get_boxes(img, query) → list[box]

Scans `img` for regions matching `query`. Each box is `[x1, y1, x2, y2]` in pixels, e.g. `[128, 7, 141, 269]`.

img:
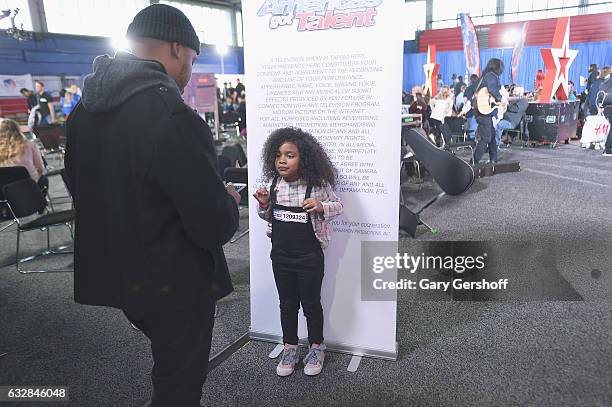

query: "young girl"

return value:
[253, 127, 343, 377]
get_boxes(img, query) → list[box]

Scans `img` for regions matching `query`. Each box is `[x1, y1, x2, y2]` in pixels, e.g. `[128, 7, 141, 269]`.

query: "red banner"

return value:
[459, 13, 480, 76]
[511, 22, 529, 83]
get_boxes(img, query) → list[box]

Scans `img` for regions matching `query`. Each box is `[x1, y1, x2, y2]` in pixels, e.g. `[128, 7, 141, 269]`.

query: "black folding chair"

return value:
[221, 111, 239, 125]
[221, 145, 241, 168]
[400, 145, 422, 191]
[224, 167, 249, 243]
[502, 118, 525, 147]
[0, 167, 30, 233]
[234, 143, 248, 167]
[32, 125, 69, 207]
[217, 155, 233, 181]
[33, 125, 65, 159]
[60, 167, 74, 195]
[2, 178, 74, 273]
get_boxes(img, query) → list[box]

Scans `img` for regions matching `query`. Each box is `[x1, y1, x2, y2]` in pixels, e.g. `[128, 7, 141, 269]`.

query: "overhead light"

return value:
[215, 44, 229, 56]
[112, 33, 130, 51]
[503, 29, 521, 46]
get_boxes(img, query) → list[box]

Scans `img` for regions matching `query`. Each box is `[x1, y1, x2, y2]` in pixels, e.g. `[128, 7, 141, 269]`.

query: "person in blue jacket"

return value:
[60, 90, 78, 118]
[588, 66, 611, 115]
[473, 58, 505, 164]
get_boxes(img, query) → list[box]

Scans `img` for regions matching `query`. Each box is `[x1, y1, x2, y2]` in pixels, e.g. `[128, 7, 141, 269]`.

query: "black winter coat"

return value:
[65, 53, 238, 316]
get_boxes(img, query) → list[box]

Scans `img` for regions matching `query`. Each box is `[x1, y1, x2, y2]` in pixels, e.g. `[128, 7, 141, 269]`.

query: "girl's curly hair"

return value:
[261, 127, 337, 188]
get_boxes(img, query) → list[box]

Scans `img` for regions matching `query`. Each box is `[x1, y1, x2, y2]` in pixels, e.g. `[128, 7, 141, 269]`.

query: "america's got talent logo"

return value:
[257, 0, 381, 31]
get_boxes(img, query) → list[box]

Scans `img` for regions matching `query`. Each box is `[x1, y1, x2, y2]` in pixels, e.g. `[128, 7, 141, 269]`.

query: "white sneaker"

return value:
[303, 344, 325, 376]
[276, 344, 299, 377]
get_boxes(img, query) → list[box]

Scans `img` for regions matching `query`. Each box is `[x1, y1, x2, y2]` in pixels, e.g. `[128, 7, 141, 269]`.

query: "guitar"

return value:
[476, 86, 510, 118]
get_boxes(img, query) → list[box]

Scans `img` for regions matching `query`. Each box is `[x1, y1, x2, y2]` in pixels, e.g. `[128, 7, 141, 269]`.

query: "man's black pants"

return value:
[124, 301, 216, 407]
[428, 118, 451, 146]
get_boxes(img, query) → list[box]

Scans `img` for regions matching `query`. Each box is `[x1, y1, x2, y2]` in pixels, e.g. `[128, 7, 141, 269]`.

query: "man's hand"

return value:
[253, 187, 270, 207]
[226, 183, 241, 205]
[302, 198, 323, 213]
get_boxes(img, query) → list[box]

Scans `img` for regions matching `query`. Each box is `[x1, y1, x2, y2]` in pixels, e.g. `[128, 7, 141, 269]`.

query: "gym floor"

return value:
[0, 142, 610, 406]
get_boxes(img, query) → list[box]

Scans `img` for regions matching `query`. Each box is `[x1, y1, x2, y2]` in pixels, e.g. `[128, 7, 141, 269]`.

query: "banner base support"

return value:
[347, 355, 362, 372]
[251, 331, 397, 361]
[207, 332, 250, 373]
[268, 344, 284, 359]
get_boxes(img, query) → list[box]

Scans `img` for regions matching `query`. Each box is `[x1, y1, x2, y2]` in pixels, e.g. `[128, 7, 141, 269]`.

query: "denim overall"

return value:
[269, 177, 324, 345]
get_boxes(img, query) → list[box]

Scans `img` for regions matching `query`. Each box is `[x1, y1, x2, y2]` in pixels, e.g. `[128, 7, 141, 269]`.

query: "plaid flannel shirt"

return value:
[257, 177, 343, 249]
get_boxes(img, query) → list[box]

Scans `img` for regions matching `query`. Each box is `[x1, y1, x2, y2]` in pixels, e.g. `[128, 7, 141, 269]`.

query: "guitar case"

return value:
[473, 161, 521, 178]
[403, 128, 475, 196]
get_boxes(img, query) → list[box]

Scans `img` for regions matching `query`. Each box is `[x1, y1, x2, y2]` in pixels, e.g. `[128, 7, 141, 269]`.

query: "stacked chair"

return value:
[2, 174, 74, 273]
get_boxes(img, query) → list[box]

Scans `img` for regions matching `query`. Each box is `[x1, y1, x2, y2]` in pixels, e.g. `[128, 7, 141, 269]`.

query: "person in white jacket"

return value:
[428, 86, 453, 147]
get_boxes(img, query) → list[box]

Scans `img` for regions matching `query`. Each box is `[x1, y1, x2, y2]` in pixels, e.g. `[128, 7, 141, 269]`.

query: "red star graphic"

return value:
[422, 45, 440, 97]
[540, 17, 578, 102]
[558, 56, 569, 78]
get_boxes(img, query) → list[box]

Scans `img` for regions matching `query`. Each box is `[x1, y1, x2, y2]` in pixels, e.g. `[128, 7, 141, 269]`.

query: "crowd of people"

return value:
[219, 79, 246, 134]
[19, 81, 82, 127]
[403, 60, 612, 161]
[0, 80, 84, 218]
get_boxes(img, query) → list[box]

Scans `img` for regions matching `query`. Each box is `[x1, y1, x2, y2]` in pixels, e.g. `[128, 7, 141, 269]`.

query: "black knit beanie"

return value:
[126, 4, 201, 54]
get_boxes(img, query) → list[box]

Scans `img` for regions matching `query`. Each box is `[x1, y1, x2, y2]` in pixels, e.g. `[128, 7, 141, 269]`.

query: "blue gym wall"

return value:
[1, 33, 608, 94]
[0, 32, 244, 77]
[403, 40, 612, 93]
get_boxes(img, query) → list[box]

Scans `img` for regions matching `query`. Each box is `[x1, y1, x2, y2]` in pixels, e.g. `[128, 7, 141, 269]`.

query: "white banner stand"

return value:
[243, 0, 404, 364]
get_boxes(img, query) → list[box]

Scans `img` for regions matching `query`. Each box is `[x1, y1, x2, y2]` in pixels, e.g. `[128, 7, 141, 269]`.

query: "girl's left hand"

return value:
[302, 198, 323, 213]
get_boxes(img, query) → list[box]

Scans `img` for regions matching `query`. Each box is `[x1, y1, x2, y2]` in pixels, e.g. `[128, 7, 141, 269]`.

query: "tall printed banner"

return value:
[459, 13, 480, 77]
[243, 0, 403, 359]
[0, 74, 33, 97]
[183, 73, 217, 113]
[511, 22, 529, 83]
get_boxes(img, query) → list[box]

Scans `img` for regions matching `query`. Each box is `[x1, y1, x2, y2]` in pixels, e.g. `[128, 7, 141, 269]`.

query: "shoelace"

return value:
[281, 348, 297, 365]
[304, 348, 322, 365]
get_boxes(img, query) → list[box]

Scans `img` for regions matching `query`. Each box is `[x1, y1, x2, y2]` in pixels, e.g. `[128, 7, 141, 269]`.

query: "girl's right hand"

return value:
[253, 187, 270, 206]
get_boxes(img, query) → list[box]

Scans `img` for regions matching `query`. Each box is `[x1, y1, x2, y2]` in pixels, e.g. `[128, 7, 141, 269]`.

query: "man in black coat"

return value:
[234, 78, 245, 96]
[64, 5, 240, 407]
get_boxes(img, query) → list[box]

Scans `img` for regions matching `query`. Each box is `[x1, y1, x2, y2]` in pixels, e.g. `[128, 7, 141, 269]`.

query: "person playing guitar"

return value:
[472, 58, 506, 164]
